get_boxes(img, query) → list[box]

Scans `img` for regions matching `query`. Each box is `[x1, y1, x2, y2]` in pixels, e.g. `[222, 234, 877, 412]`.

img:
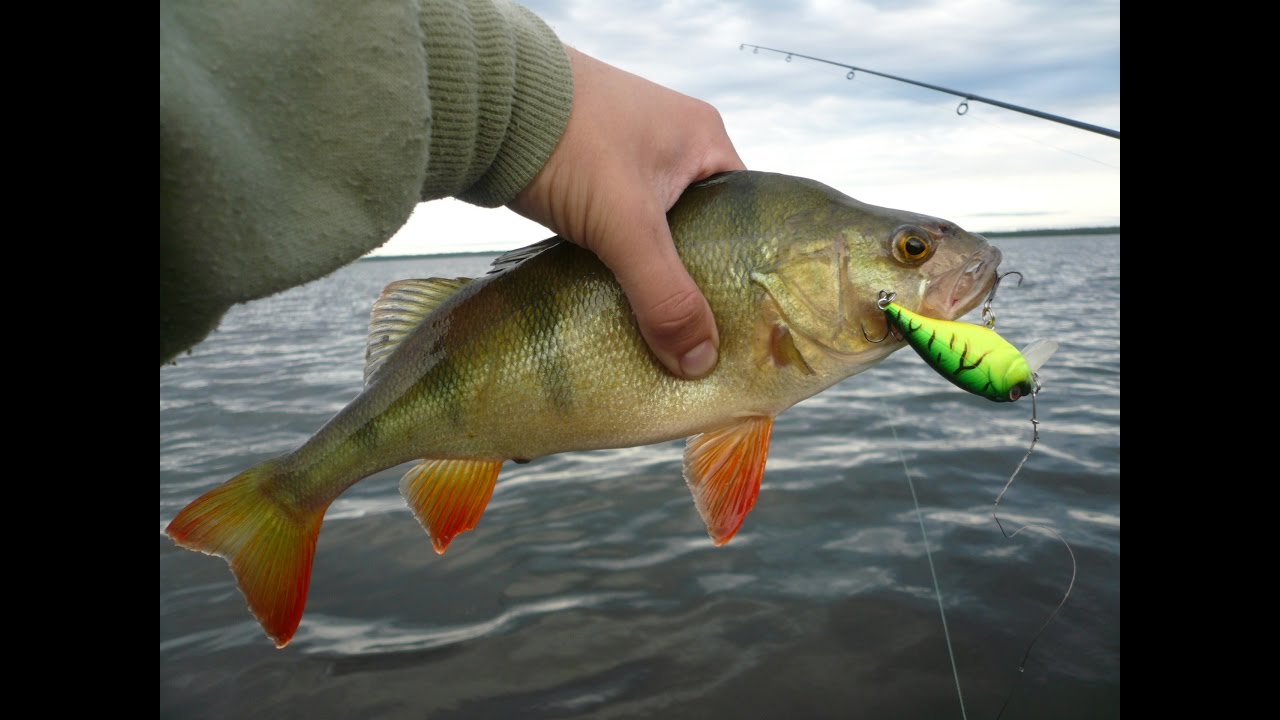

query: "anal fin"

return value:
[683, 416, 775, 546]
[400, 459, 502, 554]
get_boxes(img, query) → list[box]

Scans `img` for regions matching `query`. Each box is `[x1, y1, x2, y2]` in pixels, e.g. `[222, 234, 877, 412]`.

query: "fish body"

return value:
[167, 171, 1001, 646]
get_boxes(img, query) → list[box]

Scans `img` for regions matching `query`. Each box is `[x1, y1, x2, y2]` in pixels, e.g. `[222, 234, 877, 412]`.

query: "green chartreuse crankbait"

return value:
[878, 290, 1058, 402]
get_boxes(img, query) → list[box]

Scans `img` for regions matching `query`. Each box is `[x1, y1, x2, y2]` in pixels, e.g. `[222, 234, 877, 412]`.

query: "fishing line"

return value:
[886, 389, 1076, 720]
[884, 403, 968, 720]
[991, 384, 1078, 720]
[979, 278, 1079, 716]
[962, 110, 1120, 170]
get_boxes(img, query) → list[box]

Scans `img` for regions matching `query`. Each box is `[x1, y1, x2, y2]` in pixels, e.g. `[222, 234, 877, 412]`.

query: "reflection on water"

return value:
[160, 236, 1119, 719]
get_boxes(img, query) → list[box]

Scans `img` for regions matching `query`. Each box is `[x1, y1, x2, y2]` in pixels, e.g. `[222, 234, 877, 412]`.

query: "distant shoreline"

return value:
[978, 226, 1120, 238]
[360, 226, 1120, 261]
[359, 251, 505, 261]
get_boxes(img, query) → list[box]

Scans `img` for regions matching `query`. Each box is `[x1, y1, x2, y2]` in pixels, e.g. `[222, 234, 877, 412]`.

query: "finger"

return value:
[590, 208, 720, 380]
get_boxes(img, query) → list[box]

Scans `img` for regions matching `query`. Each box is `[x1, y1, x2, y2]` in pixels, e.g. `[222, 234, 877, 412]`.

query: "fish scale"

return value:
[166, 170, 1002, 647]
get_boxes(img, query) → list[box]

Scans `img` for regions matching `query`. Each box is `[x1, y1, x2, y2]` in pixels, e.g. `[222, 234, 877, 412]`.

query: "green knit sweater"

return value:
[159, 0, 573, 364]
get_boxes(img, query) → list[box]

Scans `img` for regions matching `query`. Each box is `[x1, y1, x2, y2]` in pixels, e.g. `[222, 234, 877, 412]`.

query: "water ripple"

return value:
[161, 238, 1120, 718]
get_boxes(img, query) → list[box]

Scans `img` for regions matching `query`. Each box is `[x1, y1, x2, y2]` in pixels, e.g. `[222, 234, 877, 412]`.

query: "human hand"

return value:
[510, 46, 746, 380]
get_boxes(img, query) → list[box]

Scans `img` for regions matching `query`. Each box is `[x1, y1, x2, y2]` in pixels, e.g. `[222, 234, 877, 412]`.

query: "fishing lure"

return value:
[876, 289, 1057, 402]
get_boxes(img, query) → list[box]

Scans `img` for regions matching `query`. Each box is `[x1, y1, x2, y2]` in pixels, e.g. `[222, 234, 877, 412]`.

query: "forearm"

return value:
[420, 0, 572, 206]
[159, 0, 572, 364]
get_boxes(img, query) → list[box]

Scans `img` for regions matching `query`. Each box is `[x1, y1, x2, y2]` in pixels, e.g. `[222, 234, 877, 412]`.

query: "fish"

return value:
[165, 170, 1002, 647]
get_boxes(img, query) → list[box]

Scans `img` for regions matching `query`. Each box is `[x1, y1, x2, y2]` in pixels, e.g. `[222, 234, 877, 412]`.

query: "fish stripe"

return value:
[535, 307, 575, 412]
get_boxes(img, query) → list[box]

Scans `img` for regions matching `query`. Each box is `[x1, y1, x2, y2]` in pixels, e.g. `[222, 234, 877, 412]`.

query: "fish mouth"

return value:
[921, 244, 1002, 320]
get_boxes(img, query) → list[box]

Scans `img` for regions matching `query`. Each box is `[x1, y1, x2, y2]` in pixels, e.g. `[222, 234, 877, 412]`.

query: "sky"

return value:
[371, 0, 1119, 256]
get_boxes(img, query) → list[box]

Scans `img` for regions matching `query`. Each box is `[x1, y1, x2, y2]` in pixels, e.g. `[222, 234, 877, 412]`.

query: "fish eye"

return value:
[892, 226, 935, 264]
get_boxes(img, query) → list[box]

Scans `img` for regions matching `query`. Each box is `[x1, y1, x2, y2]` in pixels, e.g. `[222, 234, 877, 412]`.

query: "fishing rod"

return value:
[740, 44, 1120, 140]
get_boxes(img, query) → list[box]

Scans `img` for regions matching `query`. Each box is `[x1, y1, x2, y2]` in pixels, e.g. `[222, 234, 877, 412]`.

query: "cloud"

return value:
[374, 0, 1119, 256]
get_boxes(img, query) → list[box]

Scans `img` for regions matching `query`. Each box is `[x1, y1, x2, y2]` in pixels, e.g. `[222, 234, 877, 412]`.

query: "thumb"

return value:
[589, 211, 720, 380]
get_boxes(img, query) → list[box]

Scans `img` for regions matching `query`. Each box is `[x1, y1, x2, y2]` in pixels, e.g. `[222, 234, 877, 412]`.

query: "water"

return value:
[159, 236, 1119, 719]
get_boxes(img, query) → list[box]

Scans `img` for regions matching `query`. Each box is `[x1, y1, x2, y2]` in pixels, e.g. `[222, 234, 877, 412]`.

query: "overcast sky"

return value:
[373, 0, 1119, 256]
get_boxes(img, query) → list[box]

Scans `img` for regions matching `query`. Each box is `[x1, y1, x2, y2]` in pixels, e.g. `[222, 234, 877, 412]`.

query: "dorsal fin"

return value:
[487, 237, 564, 276]
[365, 278, 471, 386]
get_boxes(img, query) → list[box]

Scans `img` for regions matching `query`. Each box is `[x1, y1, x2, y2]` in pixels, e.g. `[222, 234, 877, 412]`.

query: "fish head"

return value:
[856, 214, 1003, 322]
[754, 183, 1000, 374]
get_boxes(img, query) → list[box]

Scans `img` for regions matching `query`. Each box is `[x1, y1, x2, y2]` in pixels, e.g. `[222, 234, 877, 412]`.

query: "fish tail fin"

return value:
[165, 458, 325, 648]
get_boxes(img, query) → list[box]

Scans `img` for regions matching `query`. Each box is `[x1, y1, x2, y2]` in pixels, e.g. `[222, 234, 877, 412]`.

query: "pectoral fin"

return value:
[400, 459, 502, 554]
[683, 416, 775, 546]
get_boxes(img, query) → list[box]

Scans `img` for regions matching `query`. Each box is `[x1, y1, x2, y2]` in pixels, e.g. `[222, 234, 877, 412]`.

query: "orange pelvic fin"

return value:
[165, 459, 325, 648]
[400, 458, 503, 554]
[683, 415, 775, 546]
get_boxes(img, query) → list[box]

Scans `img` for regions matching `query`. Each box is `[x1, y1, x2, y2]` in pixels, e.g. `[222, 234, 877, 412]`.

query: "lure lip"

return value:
[922, 245, 1002, 320]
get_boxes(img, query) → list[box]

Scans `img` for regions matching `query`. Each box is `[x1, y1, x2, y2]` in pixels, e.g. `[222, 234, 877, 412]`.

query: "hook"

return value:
[865, 291, 901, 343]
[862, 320, 898, 344]
[981, 271, 1023, 328]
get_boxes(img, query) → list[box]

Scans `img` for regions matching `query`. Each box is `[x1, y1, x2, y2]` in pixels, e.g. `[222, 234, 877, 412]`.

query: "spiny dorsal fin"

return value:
[683, 416, 775, 546]
[487, 237, 564, 276]
[365, 278, 471, 386]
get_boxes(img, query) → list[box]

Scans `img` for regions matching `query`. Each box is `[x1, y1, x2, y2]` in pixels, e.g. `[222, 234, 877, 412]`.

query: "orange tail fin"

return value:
[165, 459, 325, 648]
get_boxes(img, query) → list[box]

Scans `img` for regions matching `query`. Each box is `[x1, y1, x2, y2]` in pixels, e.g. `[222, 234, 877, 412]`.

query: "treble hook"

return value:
[862, 320, 900, 344]
[864, 290, 901, 343]
[981, 271, 1023, 328]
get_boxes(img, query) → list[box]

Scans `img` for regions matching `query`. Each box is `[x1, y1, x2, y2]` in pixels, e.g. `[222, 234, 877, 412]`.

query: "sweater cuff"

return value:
[421, 0, 573, 208]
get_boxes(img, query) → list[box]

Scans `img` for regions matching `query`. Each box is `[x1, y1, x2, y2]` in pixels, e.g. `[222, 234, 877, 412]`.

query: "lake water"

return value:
[159, 235, 1119, 719]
